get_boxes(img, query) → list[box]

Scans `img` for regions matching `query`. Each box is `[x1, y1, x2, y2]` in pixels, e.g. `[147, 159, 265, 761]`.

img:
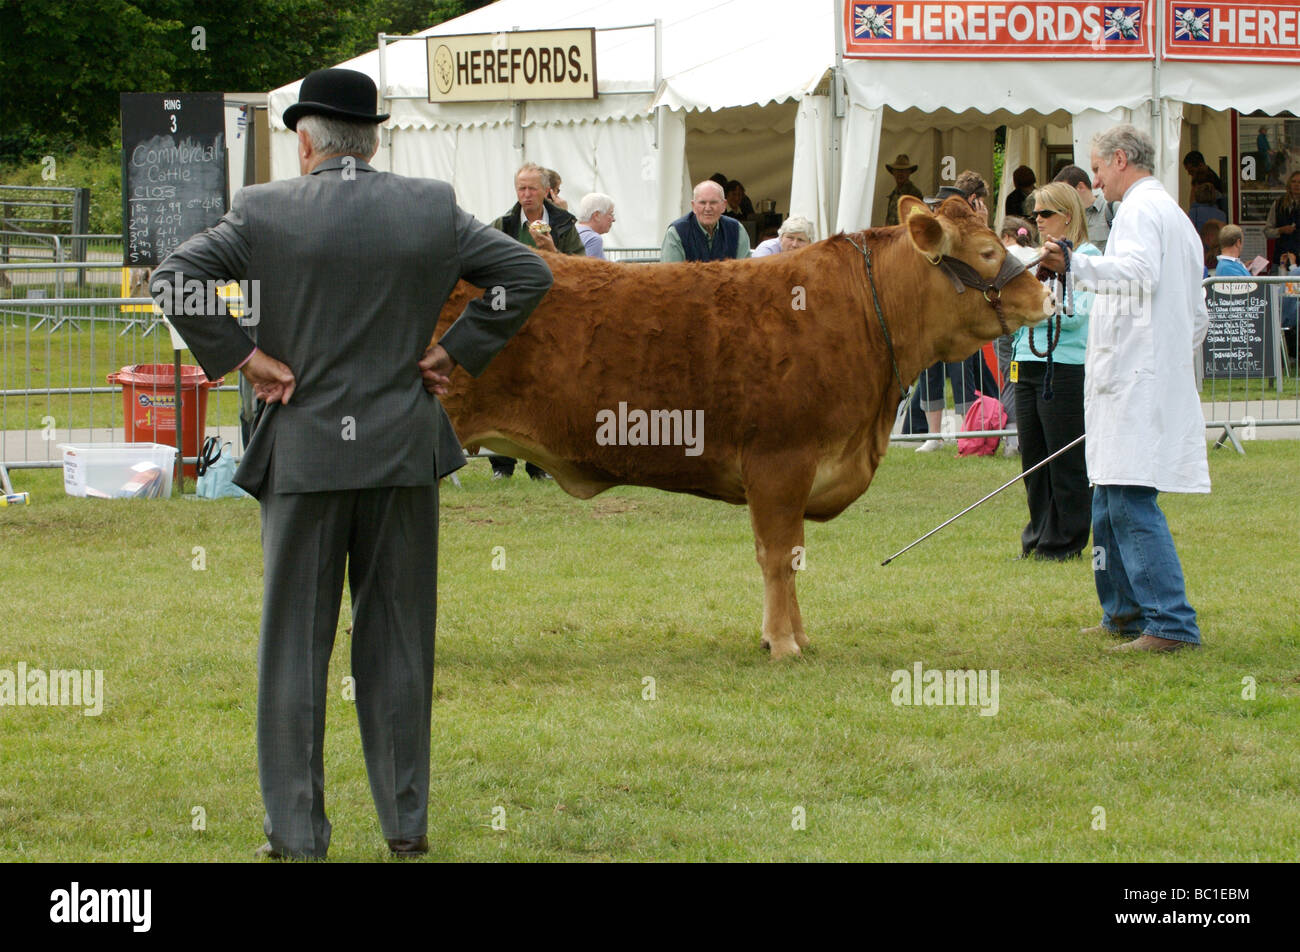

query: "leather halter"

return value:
[844, 234, 909, 401]
[926, 250, 1027, 337]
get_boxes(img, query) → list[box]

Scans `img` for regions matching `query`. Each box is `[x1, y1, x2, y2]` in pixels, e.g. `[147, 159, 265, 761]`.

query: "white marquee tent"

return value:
[267, 1, 1300, 249]
[267, 0, 837, 249]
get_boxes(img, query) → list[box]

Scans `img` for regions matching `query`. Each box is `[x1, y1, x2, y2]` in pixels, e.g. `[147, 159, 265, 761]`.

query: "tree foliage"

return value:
[0, 0, 492, 163]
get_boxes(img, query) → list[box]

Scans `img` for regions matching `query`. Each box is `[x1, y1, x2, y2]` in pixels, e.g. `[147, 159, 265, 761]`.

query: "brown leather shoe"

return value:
[387, 835, 429, 857]
[1080, 625, 1134, 638]
[1108, 634, 1196, 653]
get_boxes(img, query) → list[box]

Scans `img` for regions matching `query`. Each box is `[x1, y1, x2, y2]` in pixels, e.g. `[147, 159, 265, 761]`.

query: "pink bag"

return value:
[957, 390, 1007, 457]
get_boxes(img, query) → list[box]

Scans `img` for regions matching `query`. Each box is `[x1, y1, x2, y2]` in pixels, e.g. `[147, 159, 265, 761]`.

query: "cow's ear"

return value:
[903, 199, 952, 261]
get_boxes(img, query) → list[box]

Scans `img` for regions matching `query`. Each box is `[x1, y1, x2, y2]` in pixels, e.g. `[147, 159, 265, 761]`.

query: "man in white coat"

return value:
[1041, 124, 1209, 652]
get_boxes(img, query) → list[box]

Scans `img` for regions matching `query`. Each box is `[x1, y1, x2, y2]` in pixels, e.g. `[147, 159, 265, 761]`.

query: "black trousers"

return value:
[489, 455, 546, 478]
[1014, 361, 1091, 559]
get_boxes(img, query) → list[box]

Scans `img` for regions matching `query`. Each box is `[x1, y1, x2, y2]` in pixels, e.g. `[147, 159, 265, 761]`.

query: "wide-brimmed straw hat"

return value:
[886, 153, 919, 173]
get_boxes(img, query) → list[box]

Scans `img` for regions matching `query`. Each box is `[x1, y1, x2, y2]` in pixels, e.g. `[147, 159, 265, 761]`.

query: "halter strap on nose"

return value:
[929, 251, 1026, 336]
[934, 251, 1027, 297]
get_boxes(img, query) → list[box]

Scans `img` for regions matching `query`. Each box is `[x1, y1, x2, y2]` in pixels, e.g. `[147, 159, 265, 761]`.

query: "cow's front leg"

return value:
[747, 481, 811, 660]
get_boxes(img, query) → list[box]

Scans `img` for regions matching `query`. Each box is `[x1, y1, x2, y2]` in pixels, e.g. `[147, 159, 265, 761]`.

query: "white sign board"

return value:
[427, 29, 598, 104]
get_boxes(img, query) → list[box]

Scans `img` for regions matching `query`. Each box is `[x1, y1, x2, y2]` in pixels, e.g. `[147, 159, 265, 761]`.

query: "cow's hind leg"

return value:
[746, 468, 813, 660]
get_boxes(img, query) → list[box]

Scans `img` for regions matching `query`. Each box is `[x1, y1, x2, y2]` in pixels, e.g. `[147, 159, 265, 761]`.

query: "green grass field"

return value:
[2, 442, 1298, 862]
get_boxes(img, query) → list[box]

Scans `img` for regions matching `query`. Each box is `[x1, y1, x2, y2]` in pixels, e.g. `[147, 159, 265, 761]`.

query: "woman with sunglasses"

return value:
[1012, 182, 1101, 560]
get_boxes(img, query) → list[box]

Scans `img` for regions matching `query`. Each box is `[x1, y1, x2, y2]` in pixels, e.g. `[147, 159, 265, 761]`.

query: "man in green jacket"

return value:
[491, 163, 585, 256]
[487, 163, 584, 479]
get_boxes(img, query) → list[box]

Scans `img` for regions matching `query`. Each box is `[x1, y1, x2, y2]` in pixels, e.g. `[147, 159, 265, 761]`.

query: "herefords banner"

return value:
[427, 29, 597, 103]
[1165, 2, 1300, 62]
[844, 2, 1155, 58]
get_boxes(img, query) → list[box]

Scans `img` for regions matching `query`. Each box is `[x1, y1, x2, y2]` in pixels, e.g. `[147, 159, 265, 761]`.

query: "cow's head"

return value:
[899, 195, 1049, 359]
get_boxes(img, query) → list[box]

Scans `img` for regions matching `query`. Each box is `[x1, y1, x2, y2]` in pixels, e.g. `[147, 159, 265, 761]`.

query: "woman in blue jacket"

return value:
[1014, 182, 1101, 560]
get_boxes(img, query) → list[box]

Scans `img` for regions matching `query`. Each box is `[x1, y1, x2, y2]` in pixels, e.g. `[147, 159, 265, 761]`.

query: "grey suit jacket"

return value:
[152, 156, 552, 497]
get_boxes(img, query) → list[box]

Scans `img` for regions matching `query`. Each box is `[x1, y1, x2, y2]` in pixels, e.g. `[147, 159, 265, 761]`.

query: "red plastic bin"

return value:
[107, 364, 223, 479]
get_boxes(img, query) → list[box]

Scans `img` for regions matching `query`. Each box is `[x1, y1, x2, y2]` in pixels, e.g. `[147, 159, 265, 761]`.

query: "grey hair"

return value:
[577, 192, 614, 221]
[516, 162, 548, 185]
[778, 215, 815, 241]
[297, 114, 378, 158]
[1093, 124, 1155, 172]
[693, 180, 725, 203]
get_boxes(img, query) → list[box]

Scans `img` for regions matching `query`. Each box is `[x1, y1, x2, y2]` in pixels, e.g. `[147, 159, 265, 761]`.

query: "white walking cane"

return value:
[881, 433, 1086, 566]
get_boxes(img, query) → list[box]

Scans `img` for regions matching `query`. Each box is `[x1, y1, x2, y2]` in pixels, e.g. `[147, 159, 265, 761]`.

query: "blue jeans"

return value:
[1091, 485, 1201, 644]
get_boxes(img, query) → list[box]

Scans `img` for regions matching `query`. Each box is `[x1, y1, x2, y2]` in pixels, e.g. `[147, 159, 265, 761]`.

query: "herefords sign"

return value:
[427, 29, 597, 103]
[1164, 1, 1300, 62]
[844, 1, 1155, 58]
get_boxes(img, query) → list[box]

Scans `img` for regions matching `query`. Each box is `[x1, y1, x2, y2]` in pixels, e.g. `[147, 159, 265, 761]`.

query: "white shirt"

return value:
[1069, 176, 1210, 494]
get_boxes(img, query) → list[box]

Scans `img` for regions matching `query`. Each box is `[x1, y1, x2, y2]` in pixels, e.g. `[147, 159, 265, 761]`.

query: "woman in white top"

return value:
[752, 216, 815, 257]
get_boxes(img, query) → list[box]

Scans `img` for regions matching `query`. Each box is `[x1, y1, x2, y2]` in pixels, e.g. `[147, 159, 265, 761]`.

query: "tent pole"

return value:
[378, 33, 391, 158]
[1150, 2, 1163, 173]
[829, 0, 845, 234]
[653, 18, 662, 149]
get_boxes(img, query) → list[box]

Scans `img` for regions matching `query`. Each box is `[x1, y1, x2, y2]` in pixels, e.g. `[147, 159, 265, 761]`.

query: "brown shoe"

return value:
[1107, 634, 1196, 653]
[387, 835, 429, 858]
[1080, 625, 1134, 638]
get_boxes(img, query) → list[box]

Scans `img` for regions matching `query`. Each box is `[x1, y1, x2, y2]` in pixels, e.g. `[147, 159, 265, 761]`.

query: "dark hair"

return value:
[1053, 164, 1092, 190]
[1012, 165, 1036, 189]
[1000, 215, 1037, 247]
[1192, 181, 1216, 204]
[725, 179, 744, 194]
[1183, 150, 1206, 167]
[710, 172, 728, 188]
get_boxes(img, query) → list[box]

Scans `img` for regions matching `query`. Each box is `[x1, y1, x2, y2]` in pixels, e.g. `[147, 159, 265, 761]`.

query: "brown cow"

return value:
[434, 196, 1050, 658]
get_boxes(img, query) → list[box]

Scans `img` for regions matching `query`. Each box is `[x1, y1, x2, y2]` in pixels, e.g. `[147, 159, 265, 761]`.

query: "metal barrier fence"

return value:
[0, 184, 90, 237]
[5, 260, 1298, 486]
[604, 247, 661, 263]
[892, 274, 1300, 451]
[2, 254, 241, 476]
[1198, 274, 1299, 452]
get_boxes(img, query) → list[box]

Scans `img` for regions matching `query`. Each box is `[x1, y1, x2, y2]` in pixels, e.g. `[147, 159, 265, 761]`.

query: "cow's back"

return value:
[435, 247, 887, 501]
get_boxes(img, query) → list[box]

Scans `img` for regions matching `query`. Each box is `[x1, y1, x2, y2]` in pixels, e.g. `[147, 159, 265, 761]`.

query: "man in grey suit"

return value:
[152, 69, 552, 859]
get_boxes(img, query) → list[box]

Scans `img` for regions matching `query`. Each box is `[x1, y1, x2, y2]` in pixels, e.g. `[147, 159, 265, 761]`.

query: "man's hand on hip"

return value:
[419, 343, 456, 395]
[242, 349, 296, 405]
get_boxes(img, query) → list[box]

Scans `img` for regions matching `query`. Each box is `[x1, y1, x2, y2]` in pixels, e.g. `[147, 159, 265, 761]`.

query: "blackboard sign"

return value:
[121, 92, 228, 267]
[1201, 281, 1277, 379]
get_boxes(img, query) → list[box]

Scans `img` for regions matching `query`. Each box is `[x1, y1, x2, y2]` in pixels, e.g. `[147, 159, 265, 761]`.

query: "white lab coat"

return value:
[1069, 177, 1211, 494]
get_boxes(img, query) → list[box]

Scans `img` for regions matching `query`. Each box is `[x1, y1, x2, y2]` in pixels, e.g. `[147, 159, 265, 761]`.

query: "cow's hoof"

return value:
[768, 637, 802, 660]
[760, 636, 771, 651]
[793, 630, 810, 649]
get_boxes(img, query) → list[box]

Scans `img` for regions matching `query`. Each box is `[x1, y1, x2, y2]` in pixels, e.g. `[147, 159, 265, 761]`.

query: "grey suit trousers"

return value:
[258, 475, 438, 858]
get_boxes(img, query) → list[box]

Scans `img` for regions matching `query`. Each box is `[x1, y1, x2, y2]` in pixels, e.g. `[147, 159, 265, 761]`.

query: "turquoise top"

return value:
[1012, 241, 1100, 366]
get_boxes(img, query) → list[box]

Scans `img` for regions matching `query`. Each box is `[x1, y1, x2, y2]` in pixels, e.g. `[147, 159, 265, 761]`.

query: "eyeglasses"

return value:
[1033, 209, 1059, 220]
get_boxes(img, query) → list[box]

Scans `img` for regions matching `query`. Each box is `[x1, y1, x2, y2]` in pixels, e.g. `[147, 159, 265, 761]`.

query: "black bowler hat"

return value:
[282, 68, 390, 130]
